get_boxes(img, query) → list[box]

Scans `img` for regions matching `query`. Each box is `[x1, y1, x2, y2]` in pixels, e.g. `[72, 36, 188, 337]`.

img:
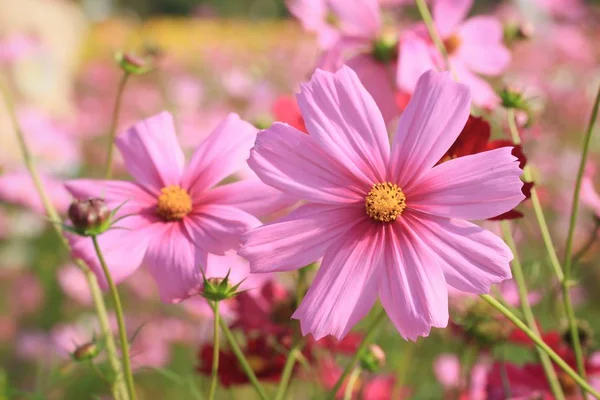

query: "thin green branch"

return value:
[104, 72, 130, 179]
[208, 301, 220, 400]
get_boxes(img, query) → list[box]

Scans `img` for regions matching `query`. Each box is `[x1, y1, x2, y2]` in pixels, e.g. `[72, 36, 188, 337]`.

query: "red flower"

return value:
[272, 95, 307, 133]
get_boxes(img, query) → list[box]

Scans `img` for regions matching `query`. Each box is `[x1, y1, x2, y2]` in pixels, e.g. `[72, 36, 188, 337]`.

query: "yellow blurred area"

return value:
[83, 18, 309, 64]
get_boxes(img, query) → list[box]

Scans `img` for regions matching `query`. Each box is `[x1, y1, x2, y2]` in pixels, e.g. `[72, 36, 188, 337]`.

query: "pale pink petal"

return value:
[68, 215, 157, 289]
[433, 0, 473, 37]
[144, 222, 203, 303]
[397, 29, 438, 93]
[329, 0, 381, 39]
[199, 180, 296, 217]
[286, 0, 338, 49]
[116, 111, 185, 194]
[57, 265, 92, 305]
[184, 205, 261, 255]
[452, 61, 499, 109]
[297, 66, 390, 183]
[346, 54, 399, 123]
[204, 252, 250, 286]
[292, 221, 384, 339]
[379, 220, 449, 341]
[457, 17, 511, 75]
[0, 171, 72, 214]
[248, 123, 367, 204]
[181, 114, 257, 197]
[434, 354, 460, 388]
[390, 70, 470, 187]
[406, 213, 512, 293]
[239, 203, 365, 273]
[581, 171, 600, 216]
[64, 179, 156, 215]
[406, 147, 524, 220]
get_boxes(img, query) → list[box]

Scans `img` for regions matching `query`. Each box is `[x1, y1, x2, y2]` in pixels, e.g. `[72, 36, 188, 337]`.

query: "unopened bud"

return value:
[372, 32, 399, 64]
[72, 342, 100, 361]
[201, 270, 244, 302]
[499, 86, 529, 110]
[504, 21, 534, 45]
[68, 198, 110, 235]
[253, 114, 273, 130]
[115, 51, 153, 75]
[359, 344, 386, 372]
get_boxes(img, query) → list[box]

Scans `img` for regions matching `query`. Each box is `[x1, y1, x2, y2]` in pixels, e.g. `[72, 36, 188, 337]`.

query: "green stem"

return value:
[562, 84, 600, 381]
[343, 367, 361, 400]
[92, 236, 137, 400]
[414, 0, 451, 72]
[104, 72, 130, 179]
[326, 310, 386, 400]
[1, 81, 126, 400]
[500, 222, 565, 400]
[218, 319, 268, 400]
[481, 294, 600, 399]
[274, 342, 302, 400]
[507, 109, 565, 283]
[208, 301, 220, 400]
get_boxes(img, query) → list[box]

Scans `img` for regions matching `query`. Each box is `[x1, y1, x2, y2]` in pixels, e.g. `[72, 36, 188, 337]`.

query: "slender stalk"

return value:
[481, 294, 600, 399]
[208, 301, 220, 400]
[1, 81, 125, 399]
[507, 109, 565, 282]
[414, 0, 451, 71]
[500, 222, 564, 399]
[326, 310, 387, 400]
[562, 84, 600, 381]
[343, 367, 361, 400]
[92, 236, 137, 400]
[104, 72, 130, 179]
[274, 343, 303, 400]
[218, 319, 268, 400]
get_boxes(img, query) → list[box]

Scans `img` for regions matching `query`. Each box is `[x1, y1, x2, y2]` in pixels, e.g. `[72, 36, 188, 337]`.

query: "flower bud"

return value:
[372, 32, 398, 63]
[504, 21, 534, 45]
[499, 86, 529, 111]
[201, 270, 244, 302]
[68, 198, 111, 235]
[72, 342, 100, 361]
[359, 344, 386, 373]
[115, 51, 153, 75]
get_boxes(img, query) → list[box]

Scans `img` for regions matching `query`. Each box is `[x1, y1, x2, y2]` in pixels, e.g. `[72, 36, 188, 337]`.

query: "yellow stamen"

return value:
[365, 182, 406, 223]
[443, 34, 462, 55]
[156, 185, 192, 221]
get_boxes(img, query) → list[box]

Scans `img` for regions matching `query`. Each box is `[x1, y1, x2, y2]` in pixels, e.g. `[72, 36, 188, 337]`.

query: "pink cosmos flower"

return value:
[65, 111, 288, 303]
[240, 67, 524, 341]
[398, 0, 511, 109]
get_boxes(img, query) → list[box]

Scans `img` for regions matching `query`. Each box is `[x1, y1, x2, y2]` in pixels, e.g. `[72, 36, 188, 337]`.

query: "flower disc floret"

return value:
[157, 185, 192, 221]
[365, 182, 406, 222]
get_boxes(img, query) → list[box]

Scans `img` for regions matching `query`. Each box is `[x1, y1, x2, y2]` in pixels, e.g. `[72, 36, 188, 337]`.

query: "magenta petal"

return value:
[407, 212, 512, 293]
[116, 111, 185, 194]
[407, 147, 525, 220]
[457, 17, 511, 76]
[297, 66, 390, 184]
[291, 221, 384, 340]
[248, 123, 367, 204]
[239, 203, 365, 273]
[390, 70, 470, 188]
[379, 221, 449, 341]
[433, 0, 473, 38]
[397, 30, 438, 94]
[184, 205, 261, 255]
[64, 179, 155, 215]
[200, 180, 296, 218]
[143, 222, 203, 303]
[68, 216, 156, 289]
[181, 113, 257, 197]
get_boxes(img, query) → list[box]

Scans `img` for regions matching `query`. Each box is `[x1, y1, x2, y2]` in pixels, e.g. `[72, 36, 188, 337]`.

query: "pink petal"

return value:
[434, 354, 460, 388]
[292, 221, 384, 340]
[204, 252, 250, 286]
[248, 123, 367, 204]
[143, 222, 203, 303]
[68, 215, 157, 289]
[329, 0, 381, 39]
[406, 212, 512, 293]
[0, 171, 72, 214]
[389, 70, 470, 188]
[297, 66, 390, 184]
[286, 0, 339, 49]
[346, 54, 399, 123]
[452, 61, 499, 109]
[181, 114, 257, 198]
[184, 205, 261, 255]
[457, 17, 511, 76]
[239, 203, 365, 273]
[581, 172, 600, 216]
[433, 0, 473, 37]
[379, 220, 449, 341]
[199, 180, 296, 217]
[397, 29, 438, 93]
[64, 179, 156, 215]
[116, 112, 185, 194]
[406, 147, 525, 220]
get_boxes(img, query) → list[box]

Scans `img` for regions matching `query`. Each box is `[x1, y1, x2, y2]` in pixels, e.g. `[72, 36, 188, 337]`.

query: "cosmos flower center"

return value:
[443, 34, 462, 55]
[157, 185, 192, 221]
[365, 182, 406, 223]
